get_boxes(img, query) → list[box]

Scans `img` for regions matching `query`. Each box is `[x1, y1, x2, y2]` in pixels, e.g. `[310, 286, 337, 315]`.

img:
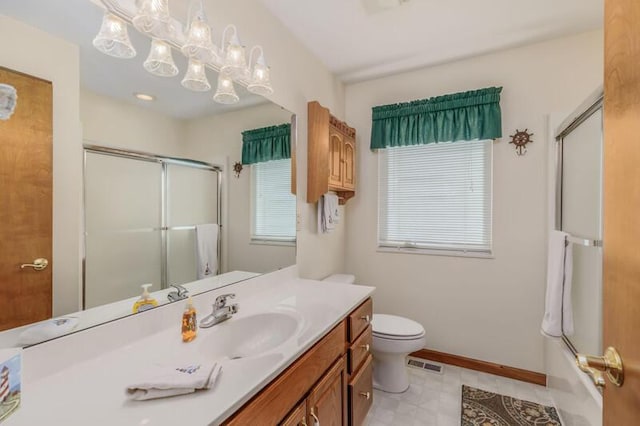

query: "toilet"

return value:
[322, 274, 426, 393]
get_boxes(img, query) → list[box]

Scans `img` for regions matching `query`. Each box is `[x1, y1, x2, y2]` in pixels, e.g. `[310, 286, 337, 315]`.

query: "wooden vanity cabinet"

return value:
[280, 400, 307, 426]
[307, 356, 348, 426]
[224, 298, 373, 426]
[308, 101, 357, 205]
[349, 355, 373, 426]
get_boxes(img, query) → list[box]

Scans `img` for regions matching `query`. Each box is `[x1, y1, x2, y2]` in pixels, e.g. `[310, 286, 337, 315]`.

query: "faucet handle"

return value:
[171, 284, 188, 296]
[214, 293, 236, 308]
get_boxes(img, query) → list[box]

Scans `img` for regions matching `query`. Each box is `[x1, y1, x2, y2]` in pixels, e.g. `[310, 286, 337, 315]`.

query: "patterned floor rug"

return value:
[461, 385, 562, 426]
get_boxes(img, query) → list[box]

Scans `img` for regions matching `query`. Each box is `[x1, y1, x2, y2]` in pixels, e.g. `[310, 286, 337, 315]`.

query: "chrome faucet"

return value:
[199, 294, 238, 328]
[167, 284, 188, 302]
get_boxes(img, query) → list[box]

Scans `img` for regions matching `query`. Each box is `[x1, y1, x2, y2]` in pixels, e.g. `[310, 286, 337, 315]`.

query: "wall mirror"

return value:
[0, 0, 297, 347]
[555, 90, 603, 359]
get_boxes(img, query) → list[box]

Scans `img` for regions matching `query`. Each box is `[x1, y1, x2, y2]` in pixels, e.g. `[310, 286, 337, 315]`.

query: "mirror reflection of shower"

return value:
[83, 146, 221, 309]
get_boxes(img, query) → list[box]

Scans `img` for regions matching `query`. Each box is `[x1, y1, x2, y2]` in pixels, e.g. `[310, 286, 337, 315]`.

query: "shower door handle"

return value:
[20, 258, 49, 271]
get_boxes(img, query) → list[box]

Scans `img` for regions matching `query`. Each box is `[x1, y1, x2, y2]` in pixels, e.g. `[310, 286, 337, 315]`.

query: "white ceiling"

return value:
[1, 0, 267, 119]
[258, 0, 603, 83]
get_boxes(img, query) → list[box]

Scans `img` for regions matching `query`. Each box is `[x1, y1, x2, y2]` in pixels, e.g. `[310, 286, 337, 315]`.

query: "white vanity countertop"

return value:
[8, 277, 374, 426]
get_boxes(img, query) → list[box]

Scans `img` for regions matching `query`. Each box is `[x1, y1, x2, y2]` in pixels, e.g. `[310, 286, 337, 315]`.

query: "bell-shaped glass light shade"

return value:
[93, 13, 136, 59]
[133, 0, 175, 40]
[181, 59, 211, 92]
[247, 57, 273, 96]
[220, 30, 247, 78]
[213, 73, 239, 104]
[182, 10, 217, 63]
[143, 39, 178, 77]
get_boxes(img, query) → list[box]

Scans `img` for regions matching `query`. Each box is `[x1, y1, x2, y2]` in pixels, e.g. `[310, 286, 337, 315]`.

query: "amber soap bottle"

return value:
[182, 297, 197, 342]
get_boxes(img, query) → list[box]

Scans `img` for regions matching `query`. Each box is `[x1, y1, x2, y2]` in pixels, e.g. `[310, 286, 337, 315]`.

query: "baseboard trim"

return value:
[410, 349, 547, 387]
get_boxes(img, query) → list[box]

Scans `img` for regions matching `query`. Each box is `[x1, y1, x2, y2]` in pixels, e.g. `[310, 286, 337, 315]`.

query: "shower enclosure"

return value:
[83, 145, 222, 309]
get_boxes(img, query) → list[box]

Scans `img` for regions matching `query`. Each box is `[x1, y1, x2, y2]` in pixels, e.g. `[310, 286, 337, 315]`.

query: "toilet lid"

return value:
[371, 314, 425, 338]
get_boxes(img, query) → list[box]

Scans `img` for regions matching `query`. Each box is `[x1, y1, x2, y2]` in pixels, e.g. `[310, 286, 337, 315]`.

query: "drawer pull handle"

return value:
[301, 419, 308, 426]
[360, 343, 370, 352]
[360, 315, 370, 323]
[359, 391, 371, 400]
[310, 410, 320, 426]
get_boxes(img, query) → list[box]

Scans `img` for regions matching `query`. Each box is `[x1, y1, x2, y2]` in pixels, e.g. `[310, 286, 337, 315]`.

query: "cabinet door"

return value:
[308, 356, 347, 426]
[328, 130, 344, 189]
[281, 399, 307, 426]
[349, 355, 373, 426]
[342, 136, 356, 191]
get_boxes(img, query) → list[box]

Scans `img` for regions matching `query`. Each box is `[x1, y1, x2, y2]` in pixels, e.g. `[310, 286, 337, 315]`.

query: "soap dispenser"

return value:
[132, 284, 158, 313]
[182, 297, 197, 342]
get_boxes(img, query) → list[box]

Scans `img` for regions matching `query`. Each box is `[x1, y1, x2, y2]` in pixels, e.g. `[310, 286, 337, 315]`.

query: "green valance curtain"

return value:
[370, 87, 503, 149]
[242, 123, 291, 165]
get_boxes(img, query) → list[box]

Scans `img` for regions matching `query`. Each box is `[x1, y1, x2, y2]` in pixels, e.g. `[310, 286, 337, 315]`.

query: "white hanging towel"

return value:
[541, 230, 574, 337]
[196, 224, 219, 279]
[324, 193, 340, 226]
[317, 195, 325, 233]
[125, 361, 222, 401]
[317, 193, 340, 234]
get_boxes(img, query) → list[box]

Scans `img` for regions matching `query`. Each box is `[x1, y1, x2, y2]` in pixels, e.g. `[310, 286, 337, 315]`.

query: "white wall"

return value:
[184, 102, 296, 273]
[207, 0, 347, 280]
[0, 16, 82, 317]
[344, 30, 603, 373]
[80, 90, 187, 157]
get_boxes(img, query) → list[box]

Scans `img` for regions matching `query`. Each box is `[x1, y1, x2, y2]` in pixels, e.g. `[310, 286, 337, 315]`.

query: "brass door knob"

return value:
[20, 258, 48, 271]
[576, 346, 624, 387]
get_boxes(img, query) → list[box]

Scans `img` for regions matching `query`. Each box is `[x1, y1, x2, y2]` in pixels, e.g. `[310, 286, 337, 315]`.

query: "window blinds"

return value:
[378, 140, 492, 252]
[251, 159, 296, 241]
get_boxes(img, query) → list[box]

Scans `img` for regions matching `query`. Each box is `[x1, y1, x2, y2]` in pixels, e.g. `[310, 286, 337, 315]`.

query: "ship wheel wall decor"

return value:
[509, 129, 534, 156]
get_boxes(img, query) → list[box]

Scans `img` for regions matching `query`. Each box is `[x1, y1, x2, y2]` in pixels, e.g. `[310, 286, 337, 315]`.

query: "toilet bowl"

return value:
[371, 314, 426, 393]
[322, 274, 426, 394]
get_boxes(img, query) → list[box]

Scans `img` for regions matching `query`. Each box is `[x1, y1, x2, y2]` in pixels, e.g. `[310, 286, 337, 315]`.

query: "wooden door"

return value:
[0, 67, 53, 331]
[328, 129, 343, 189]
[342, 136, 356, 191]
[308, 356, 347, 426]
[603, 0, 640, 422]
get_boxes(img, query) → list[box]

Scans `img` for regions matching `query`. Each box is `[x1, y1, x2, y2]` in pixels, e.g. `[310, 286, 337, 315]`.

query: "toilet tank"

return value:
[322, 274, 356, 284]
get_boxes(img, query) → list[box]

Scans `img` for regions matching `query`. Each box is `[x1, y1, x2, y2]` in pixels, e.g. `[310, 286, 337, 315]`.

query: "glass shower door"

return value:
[84, 152, 163, 309]
[166, 164, 219, 286]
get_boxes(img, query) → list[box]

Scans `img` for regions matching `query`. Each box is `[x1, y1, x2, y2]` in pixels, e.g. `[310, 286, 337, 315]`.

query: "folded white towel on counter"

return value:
[126, 361, 222, 401]
[541, 230, 574, 338]
[17, 317, 79, 345]
[196, 224, 219, 279]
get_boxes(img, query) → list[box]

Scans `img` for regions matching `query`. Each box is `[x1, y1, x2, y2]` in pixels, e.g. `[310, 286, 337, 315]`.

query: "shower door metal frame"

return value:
[554, 89, 604, 357]
[82, 143, 223, 309]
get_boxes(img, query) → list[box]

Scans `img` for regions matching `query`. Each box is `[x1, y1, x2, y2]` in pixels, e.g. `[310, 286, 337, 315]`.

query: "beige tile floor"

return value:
[364, 363, 557, 426]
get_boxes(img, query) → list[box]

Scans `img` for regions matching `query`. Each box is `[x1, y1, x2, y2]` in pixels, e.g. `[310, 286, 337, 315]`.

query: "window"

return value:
[251, 159, 296, 243]
[378, 140, 492, 254]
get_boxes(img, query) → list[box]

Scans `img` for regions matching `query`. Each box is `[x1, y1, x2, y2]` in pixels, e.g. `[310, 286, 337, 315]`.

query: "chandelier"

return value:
[92, 0, 273, 104]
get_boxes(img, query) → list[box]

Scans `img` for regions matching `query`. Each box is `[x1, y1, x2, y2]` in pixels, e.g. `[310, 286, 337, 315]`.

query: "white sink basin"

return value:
[198, 312, 299, 359]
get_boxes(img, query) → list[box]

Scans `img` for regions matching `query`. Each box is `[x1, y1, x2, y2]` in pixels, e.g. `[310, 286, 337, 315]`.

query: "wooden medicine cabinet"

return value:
[307, 101, 356, 205]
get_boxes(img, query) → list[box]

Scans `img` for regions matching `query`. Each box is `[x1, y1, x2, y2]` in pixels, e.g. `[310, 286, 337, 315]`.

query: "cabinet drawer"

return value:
[348, 324, 372, 375]
[349, 355, 373, 426]
[348, 298, 372, 342]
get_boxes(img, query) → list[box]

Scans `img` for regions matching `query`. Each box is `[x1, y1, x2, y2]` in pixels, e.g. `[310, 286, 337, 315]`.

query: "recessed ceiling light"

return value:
[134, 93, 155, 101]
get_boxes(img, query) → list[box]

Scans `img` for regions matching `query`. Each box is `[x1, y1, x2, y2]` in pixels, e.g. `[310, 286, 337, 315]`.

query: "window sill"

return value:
[250, 239, 296, 247]
[377, 246, 494, 259]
